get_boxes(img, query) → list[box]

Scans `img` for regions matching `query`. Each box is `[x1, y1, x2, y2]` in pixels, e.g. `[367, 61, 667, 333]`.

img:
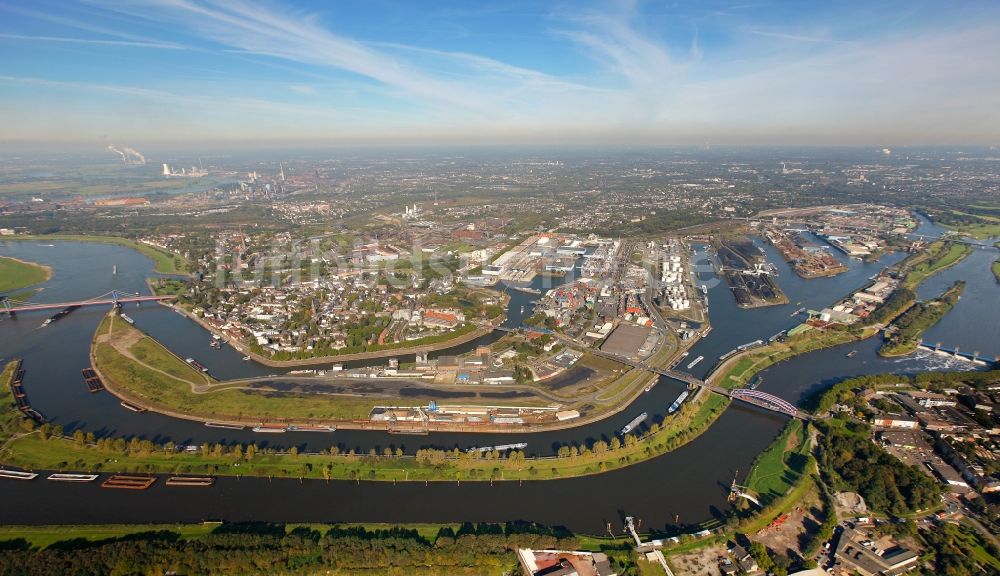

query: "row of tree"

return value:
[0, 522, 581, 575]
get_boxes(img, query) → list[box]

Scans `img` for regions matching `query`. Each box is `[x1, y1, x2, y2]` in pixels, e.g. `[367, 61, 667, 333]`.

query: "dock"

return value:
[81, 368, 105, 393]
[101, 475, 156, 490]
[165, 476, 215, 487]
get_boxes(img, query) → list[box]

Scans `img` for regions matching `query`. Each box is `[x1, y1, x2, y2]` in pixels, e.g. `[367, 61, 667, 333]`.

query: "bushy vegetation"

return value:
[879, 281, 965, 356]
[815, 419, 940, 516]
[866, 287, 916, 326]
[0, 522, 578, 576]
[918, 522, 1000, 575]
[800, 485, 836, 558]
[809, 369, 1000, 414]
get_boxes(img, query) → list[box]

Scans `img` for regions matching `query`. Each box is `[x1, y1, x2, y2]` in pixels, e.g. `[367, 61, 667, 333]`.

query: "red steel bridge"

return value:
[503, 324, 811, 420]
[1, 290, 174, 315]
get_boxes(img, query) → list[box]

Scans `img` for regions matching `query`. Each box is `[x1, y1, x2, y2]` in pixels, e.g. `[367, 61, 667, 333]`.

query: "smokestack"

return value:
[162, 163, 171, 176]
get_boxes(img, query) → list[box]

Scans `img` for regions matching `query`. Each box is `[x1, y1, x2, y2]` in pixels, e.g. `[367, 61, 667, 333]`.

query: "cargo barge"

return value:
[251, 424, 287, 433]
[81, 368, 105, 393]
[101, 475, 156, 490]
[205, 422, 246, 430]
[466, 442, 528, 453]
[185, 358, 209, 372]
[619, 412, 648, 436]
[166, 476, 215, 487]
[686, 355, 704, 369]
[41, 305, 80, 327]
[0, 469, 39, 480]
[667, 390, 690, 414]
[47, 473, 99, 482]
[120, 401, 146, 413]
[287, 425, 337, 432]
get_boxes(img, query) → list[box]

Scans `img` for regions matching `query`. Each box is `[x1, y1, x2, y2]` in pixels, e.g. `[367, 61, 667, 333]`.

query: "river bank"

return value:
[9, 235, 189, 275]
[0, 255, 51, 296]
[3, 353, 733, 486]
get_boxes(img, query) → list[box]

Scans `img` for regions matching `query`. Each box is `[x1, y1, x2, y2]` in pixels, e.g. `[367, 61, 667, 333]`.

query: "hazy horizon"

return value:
[2, 0, 999, 147]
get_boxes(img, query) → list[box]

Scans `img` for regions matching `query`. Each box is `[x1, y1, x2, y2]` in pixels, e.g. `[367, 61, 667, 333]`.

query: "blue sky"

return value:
[1, 0, 998, 146]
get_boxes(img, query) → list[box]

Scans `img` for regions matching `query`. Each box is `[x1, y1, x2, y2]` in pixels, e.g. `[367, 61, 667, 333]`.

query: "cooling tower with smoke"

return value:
[106, 144, 146, 165]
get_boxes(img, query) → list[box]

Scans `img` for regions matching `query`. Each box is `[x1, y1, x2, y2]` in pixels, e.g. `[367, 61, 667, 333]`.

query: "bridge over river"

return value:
[1, 289, 174, 315]
[495, 325, 808, 419]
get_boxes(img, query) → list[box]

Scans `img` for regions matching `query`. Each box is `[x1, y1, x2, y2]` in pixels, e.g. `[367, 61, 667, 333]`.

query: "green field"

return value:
[93, 315, 390, 421]
[0, 523, 220, 549]
[744, 420, 811, 504]
[13, 235, 188, 275]
[711, 326, 867, 391]
[901, 241, 973, 290]
[0, 256, 50, 293]
[939, 214, 1000, 239]
[993, 259, 1000, 283]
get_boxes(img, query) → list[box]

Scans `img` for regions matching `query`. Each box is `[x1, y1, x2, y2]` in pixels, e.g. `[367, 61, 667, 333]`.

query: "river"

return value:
[0, 219, 995, 532]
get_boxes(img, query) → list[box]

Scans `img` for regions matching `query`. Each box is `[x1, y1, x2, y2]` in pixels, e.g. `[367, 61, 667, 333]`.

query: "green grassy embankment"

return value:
[0, 256, 50, 293]
[900, 241, 972, 291]
[92, 314, 385, 422]
[744, 420, 811, 505]
[0, 375, 728, 483]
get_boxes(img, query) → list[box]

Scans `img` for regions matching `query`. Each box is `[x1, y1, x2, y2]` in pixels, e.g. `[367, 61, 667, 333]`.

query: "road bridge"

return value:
[1, 290, 174, 315]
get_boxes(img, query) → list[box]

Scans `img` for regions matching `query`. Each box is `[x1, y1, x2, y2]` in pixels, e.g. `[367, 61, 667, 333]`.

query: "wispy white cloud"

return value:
[0, 33, 185, 49]
[94, 0, 539, 116]
[743, 28, 853, 44]
[555, 1, 674, 90]
[3, 0, 998, 144]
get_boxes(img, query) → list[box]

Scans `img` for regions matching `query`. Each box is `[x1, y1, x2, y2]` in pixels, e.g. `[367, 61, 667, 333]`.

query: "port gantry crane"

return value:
[728, 470, 761, 508]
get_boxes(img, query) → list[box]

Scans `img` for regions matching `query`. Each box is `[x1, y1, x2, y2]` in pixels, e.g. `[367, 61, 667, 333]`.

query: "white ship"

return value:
[619, 412, 648, 436]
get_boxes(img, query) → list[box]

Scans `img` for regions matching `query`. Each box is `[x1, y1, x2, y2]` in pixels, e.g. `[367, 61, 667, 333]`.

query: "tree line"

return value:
[0, 522, 580, 576]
